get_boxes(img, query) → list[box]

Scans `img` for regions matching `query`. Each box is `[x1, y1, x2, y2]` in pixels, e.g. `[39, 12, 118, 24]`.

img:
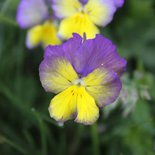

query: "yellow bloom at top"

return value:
[52, 0, 124, 39]
[26, 21, 61, 49]
[58, 13, 99, 39]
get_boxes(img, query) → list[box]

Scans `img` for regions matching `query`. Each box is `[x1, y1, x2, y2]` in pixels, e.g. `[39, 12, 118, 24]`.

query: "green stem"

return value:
[91, 124, 100, 155]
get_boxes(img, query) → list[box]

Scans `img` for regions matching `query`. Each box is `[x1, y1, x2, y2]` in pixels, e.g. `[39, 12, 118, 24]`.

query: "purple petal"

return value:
[16, 0, 48, 28]
[79, 0, 88, 5]
[113, 0, 124, 8]
[43, 33, 126, 78]
[39, 34, 83, 93]
[73, 34, 127, 77]
[44, 33, 82, 63]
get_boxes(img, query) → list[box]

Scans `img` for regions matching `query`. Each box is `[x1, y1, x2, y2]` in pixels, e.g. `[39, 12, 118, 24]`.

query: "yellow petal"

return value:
[84, 0, 114, 26]
[26, 25, 43, 48]
[42, 21, 61, 48]
[75, 86, 99, 125]
[58, 13, 99, 40]
[40, 58, 78, 93]
[49, 85, 99, 124]
[82, 68, 120, 107]
[53, 0, 81, 18]
[83, 68, 109, 104]
[26, 21, 61, 49]
[83, 69, 103, 85]
[49, 85, 78, 121]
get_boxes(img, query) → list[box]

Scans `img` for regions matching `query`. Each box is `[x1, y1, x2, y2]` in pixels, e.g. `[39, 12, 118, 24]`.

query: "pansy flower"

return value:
[16, 0, 61, 49]
[39, 33, 126, 125]
[52, 0, 124, 39]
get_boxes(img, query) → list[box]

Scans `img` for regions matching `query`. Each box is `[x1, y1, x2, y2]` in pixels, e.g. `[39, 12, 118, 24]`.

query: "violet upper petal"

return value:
[73, 34, 126, 76]
[44, 33, 82, 65]
[16, 0, 48, 29]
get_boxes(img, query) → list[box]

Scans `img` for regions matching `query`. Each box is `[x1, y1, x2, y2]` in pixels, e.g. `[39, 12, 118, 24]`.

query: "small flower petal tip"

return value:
[39, 33, 127, 125]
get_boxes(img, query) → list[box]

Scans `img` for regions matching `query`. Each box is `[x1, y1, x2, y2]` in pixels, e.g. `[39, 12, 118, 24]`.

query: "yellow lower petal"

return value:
[26, 25, 43, 48]
[75, 86, 99, 125]
[49, 85, 99, 124]
[49, 85, 78, 121]
[58, 13, 99, 40]
[42, 21, 61, 47]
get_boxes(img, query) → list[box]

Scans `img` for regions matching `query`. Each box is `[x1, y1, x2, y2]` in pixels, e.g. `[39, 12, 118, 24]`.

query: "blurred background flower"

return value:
[16, 0, 61, 49]
[0, 0, 155, 155]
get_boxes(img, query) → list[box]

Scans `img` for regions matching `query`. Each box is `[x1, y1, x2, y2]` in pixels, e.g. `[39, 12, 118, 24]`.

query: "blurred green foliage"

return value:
[0, 0, 155, 155]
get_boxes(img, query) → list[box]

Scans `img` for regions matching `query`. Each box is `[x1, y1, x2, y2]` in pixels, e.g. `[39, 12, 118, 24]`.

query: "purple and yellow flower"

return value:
[39, 33, 126, 125]
[16, 0, 61, 49]
[52, 0, 124, 39]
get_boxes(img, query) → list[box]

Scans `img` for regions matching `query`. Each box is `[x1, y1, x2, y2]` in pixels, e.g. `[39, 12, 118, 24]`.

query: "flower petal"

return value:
[43, 33, 82, 70]
[39, 57, 78, 93]
[58, 13, 99, 39]
[73, 34, 127, 76]
[75, 86, 99, 125]
[16, 0, 48, 28]
[83, 68, 121, 107]
[52, 0, 81, 18]
[41, 21, 61, 47]
[49, 85, 99, 124]
[44, 33, 82, 59]
[26, 21, 61, 49]
[84, 0, 116, 26]
[26, 25, 43, 49]
[113, 0, 124, 8]
[49, 86, 77, 122]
